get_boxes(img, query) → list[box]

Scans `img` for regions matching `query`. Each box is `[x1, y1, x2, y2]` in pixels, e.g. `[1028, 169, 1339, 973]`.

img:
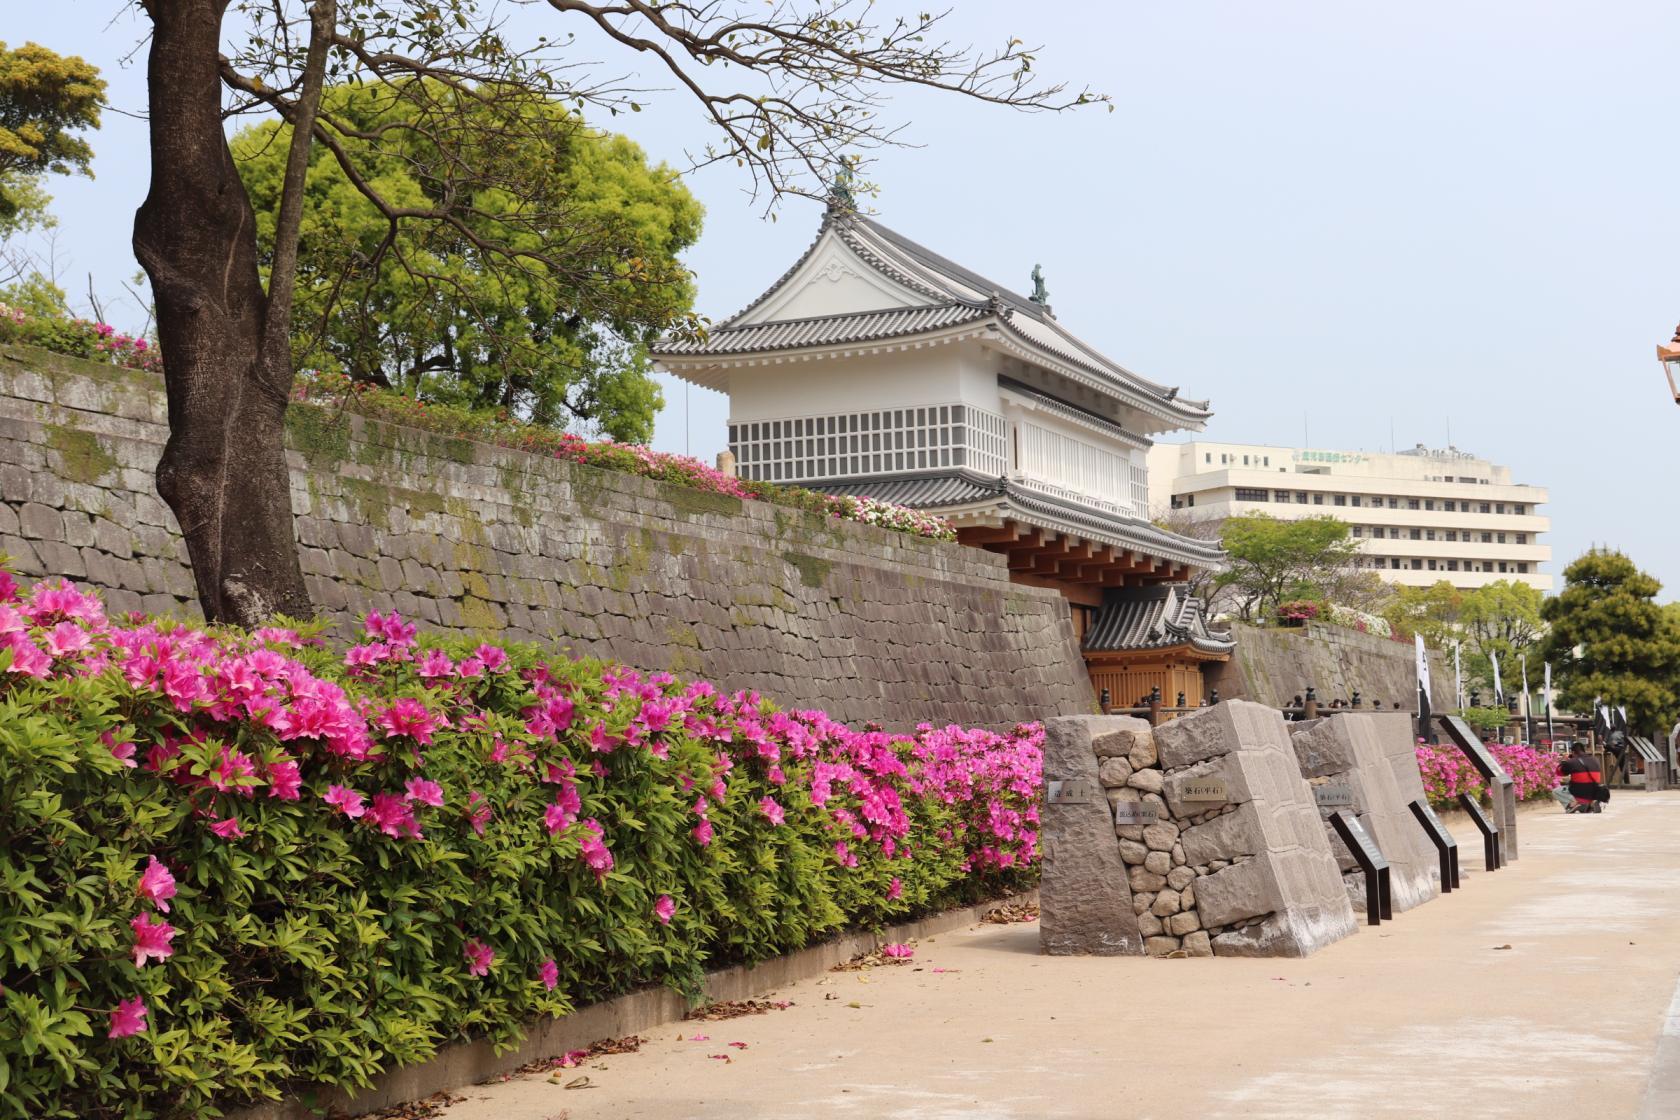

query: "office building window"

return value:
[1496, 503, 1505, 514]
[1313, 494, 1324, 505]
[1426, 530, 1436, 541]
[1334, 494, 1346, 506]
[1411, 559, 1423, 570]
[1351, 526, 1362, 537]
[1407, 499, 1420, 510]
[1444, 501, 1456, 512]
[1447, 560, 1458, 571]
[1513, 505, 1525, 515]
[1497, 532, 1506, 544]
[1388, 497, 1399, 509]
[1446, 531, 1457, 542]
[1517, 563, 1528, 573]
[1480, 502, 1491, 513]
[1498, 561, 1508, 573]
[1481, 532, 1492, 543]
[1424, 500, 1435, 511]
[1409, 528, 1421, 541]
[1274, 490, 1292, 503]
[1391, 558, 1401, 570]
[1263, 456, 1270, 466]
[1516, 533, 1526, 545]
[1297, 491, 1308, 503]
[1205, 453, 1212, 464]
[1351, 495, 1362, 507]
[1235, 487, 1269, 502]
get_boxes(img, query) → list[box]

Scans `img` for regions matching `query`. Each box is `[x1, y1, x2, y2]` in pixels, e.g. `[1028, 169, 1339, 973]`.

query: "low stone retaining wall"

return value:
[1041, 702, 1359, 958]
[1289, 712, 1441, 912]
[229, 890, 1036, 1120]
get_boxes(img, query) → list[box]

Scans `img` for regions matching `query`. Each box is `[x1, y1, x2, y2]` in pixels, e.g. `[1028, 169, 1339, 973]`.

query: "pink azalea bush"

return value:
[1415, 740, 1561, 808]
[0, 301, 162, 374]
[0, 572, 1038, 1118]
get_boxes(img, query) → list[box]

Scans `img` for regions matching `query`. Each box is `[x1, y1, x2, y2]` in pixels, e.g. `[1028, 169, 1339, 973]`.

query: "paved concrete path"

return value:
[429, 792, 1680, 1120]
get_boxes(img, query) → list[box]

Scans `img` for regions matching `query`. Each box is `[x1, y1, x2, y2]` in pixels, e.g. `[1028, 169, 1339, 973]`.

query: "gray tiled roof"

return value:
[1083, 584, 1235, 655]
[653, 208, 1211, 425]
[653, 304, 988, 356]
[809, 470, 1228, 571]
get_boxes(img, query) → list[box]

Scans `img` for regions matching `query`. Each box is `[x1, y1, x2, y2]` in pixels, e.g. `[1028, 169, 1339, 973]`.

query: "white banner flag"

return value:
[1491, 650, 1504, 704]
[1543, 662, 1552, 709]
[1454, 640, 1463, 709]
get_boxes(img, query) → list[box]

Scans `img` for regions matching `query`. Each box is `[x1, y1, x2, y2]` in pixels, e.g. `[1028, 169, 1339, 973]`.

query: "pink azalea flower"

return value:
[464, 938, 494, 977]
[654, 894, 676, 925]
[131, 912, 176, 967]
[137, 856, 176, 913]
[887, 877, 903, 901]
[539, 958, 559, 991]
[365, 792, 422, 839]
[577, 818, 614, 881]
[2, 635, 50, 678]
[403, 777, 445, 808]
[692, 818, 714, 846]
[758, 795, 785, 826]
[267, 758, 303, 800]
[881, 943, 914, 959]
[324, 784, 366, 819]
[417, 648, 455, 679]
[209, 817, 245, 839]
[376, 697, 442, 745]
[108, 997, 148, 1038]
[475, 643, 508, 672]
[43, 621, 91, 658]
[467, 791, 493, 836]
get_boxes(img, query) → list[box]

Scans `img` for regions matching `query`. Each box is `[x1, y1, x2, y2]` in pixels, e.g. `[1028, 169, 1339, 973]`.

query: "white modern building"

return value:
[652, 197, 1233, 704]
[1148, 441, 1552, 591]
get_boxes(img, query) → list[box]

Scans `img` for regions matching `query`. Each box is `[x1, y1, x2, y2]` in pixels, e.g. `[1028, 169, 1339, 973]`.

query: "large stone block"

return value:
[1039, 717, 1144, 956]
[1289, 713, 1442, 912]
[1180, 803, 1261, 866]
[1195, 858, 1281, 929]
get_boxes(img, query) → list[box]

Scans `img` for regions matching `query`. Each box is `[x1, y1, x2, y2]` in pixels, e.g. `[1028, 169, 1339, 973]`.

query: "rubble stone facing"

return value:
[1044, 702, 1359, 958]
[1040, 717, 1144, 956]
[1288, 712, 1441, 913]
[0, 345, 1091, 730]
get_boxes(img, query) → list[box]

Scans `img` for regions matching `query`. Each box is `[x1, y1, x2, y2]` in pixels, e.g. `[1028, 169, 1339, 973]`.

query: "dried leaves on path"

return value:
[685, 998, 795, 1021]
[982, 902, 1040, 924]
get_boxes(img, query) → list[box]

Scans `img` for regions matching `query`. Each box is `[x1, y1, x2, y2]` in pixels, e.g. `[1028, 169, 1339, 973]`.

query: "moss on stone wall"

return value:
[45, 423, 118, 485]
[660, 481, 741, 520]
[781, 551, 832, 590]
[286, 406, 353, 472]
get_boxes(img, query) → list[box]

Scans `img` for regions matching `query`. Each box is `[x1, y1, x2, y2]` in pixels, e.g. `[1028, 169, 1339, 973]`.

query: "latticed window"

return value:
[728, 404, 1005, 483]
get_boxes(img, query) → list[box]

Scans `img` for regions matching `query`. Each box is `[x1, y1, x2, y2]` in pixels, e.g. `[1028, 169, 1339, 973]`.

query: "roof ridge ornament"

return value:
[1029, 263, 1049, 307]
[827, 165, 856, 214]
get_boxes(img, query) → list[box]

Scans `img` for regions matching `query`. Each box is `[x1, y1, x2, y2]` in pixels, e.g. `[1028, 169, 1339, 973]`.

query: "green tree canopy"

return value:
[1215, 514, 1360, 621]
[0, 42, 103, 222]
[1383, 580, 1466, 649]
[1539, 549, 1680, 731]
[233, 80, 703, 443]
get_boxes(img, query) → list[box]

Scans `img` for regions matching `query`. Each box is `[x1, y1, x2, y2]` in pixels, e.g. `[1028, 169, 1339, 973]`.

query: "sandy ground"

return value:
[431, 792, 1680, 1120]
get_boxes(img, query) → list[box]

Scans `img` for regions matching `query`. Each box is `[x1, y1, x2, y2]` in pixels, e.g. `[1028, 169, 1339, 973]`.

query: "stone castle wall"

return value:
[0, 344, 1092, 729]
[1208, 621, 1455, 713]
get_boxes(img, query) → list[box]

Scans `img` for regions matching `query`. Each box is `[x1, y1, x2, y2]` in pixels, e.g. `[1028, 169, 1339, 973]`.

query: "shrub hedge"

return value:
[0, 573, 1041, 1118]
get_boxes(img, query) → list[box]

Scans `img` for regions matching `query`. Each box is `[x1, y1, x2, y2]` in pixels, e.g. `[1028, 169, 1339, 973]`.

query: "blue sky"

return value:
[10, 2, 1680, 598]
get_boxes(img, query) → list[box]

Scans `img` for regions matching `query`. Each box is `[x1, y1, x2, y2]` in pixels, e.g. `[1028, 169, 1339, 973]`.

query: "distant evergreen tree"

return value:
[1540, 549, 1680, 732]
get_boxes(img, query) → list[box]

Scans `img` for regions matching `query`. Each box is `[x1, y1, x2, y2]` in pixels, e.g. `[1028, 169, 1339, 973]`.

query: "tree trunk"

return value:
[133, 0, 312, 626]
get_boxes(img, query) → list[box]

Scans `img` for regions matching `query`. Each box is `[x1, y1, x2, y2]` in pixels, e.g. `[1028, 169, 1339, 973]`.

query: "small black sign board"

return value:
[1440, 717, 1514, 785]
[1408, 799, 1460, 892]
[1456, 793, 1502, 872]
[1328, 810, 1392, 926]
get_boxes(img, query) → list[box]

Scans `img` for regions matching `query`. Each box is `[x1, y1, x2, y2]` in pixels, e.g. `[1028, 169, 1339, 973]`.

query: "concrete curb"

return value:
[228, 889, 1038, 1120]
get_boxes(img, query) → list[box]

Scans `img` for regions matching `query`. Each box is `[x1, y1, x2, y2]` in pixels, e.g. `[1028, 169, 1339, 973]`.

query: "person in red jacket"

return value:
[1556, 743, 1604, 813]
